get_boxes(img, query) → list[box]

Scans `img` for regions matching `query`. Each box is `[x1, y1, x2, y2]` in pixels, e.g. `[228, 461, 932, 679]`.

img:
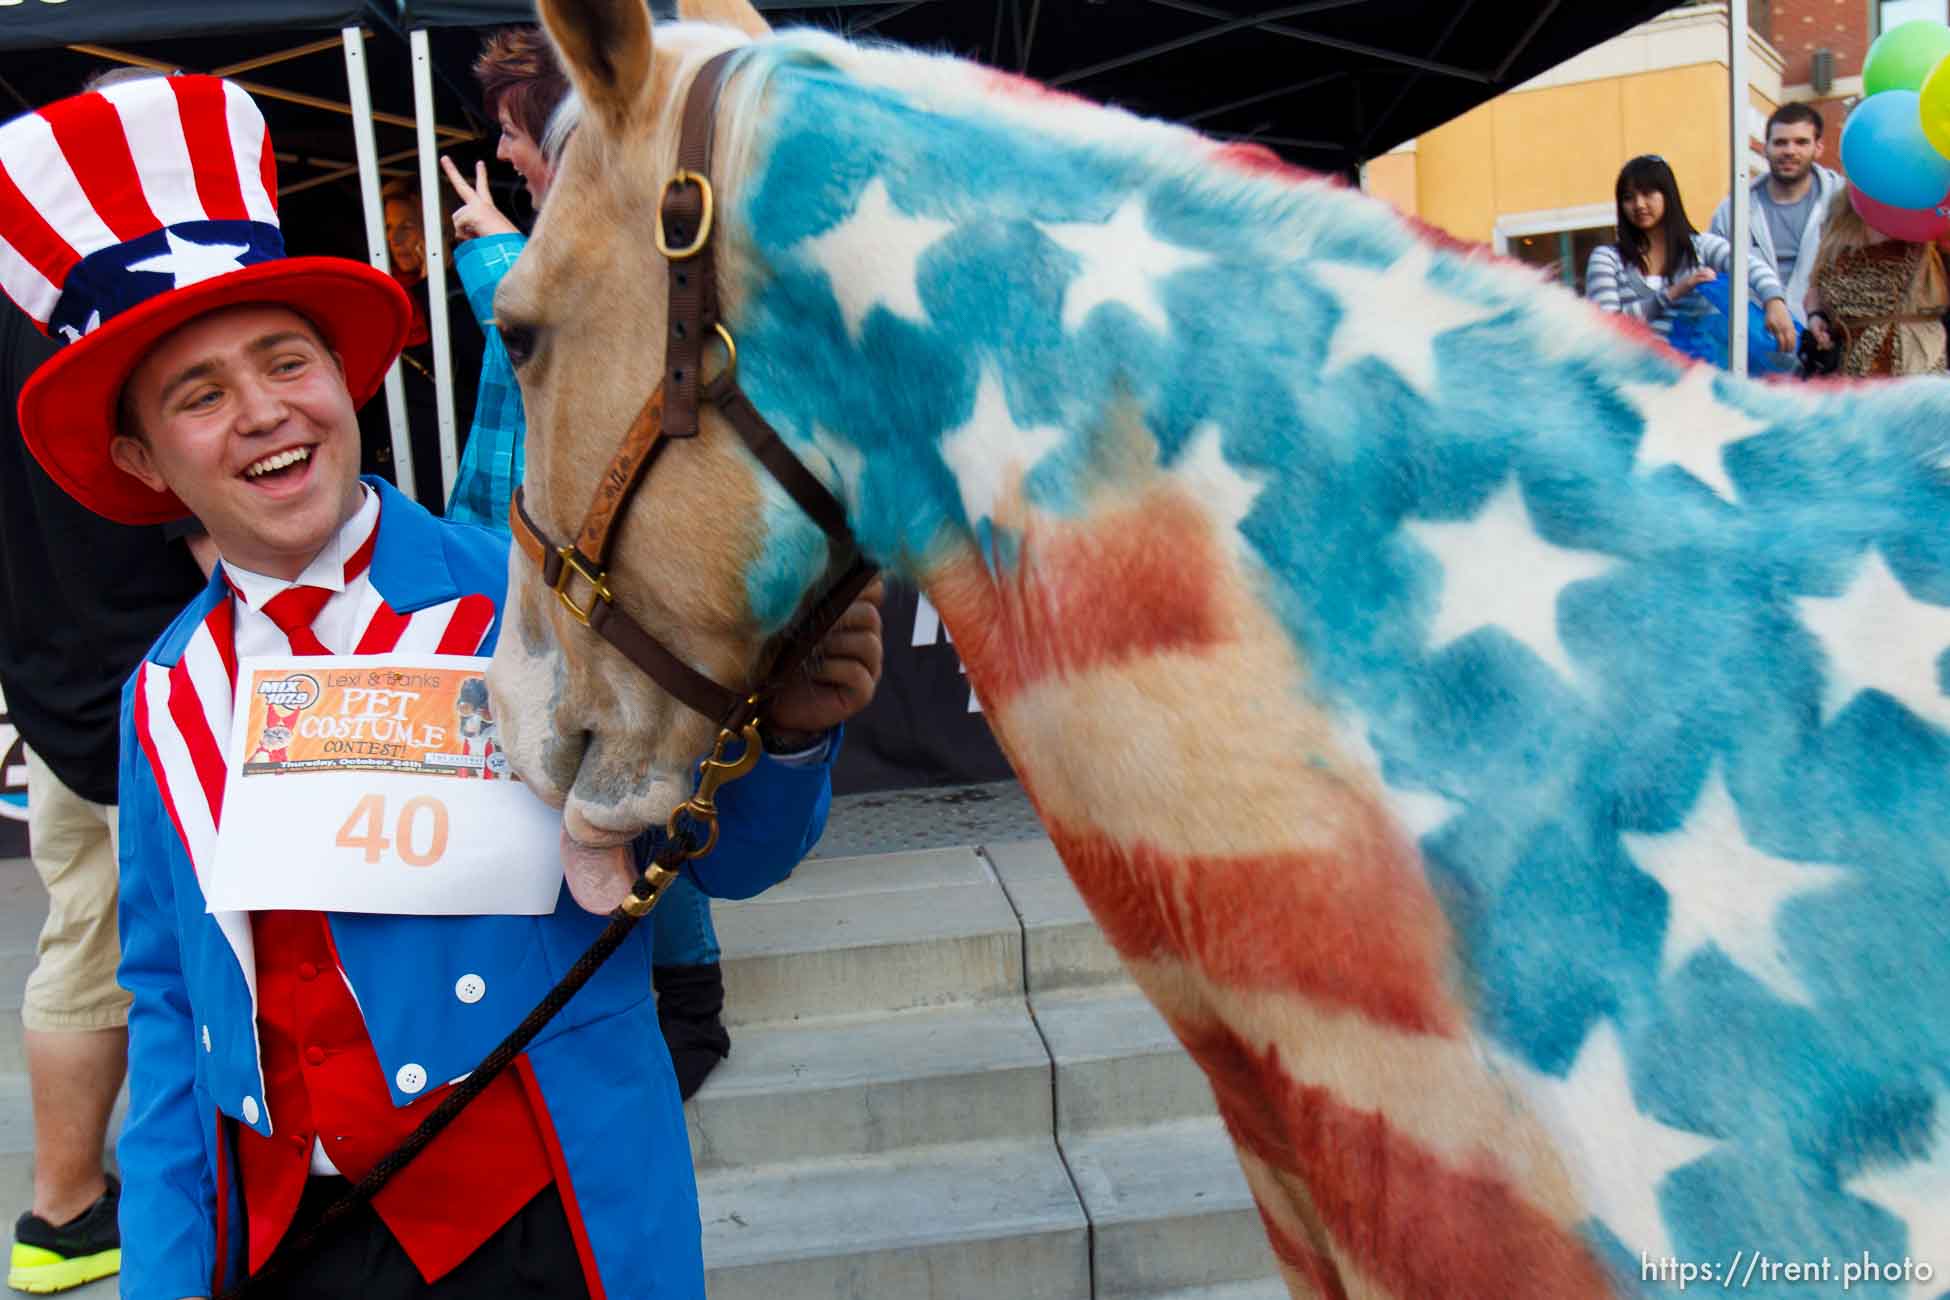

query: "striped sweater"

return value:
[1584, 232, 1785, 337]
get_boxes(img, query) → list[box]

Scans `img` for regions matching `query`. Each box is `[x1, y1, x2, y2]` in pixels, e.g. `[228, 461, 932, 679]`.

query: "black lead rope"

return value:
[217, 836, 693, 1300]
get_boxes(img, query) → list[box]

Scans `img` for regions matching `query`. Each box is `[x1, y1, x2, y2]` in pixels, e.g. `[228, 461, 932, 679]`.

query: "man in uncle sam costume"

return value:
[0, 75, 884, 1298]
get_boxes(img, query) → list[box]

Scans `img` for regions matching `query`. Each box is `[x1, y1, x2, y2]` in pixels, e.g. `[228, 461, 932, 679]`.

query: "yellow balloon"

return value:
[1922, 52, 1950, 160]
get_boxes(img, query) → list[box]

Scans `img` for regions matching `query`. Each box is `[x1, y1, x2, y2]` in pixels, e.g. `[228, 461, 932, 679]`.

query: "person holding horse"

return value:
[0, 74, 882, 1299]
[438, 23, 750, 1100]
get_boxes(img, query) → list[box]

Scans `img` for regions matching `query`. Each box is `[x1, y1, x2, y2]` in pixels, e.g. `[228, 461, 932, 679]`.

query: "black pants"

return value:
[263, 1176, 594, 1299]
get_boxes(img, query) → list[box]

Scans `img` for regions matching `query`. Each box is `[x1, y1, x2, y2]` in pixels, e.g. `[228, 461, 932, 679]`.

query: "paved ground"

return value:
[2, 779, 1042, 1299]
[814, 779, 1042, 858]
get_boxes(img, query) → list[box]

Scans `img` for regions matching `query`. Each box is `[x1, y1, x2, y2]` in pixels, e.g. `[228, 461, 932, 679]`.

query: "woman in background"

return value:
[1804, 189, 1949, 377]
[1586, 154, 1797, 355]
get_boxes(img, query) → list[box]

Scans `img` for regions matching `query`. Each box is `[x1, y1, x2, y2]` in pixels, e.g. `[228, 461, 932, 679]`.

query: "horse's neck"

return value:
[725, 47, 1335, 613]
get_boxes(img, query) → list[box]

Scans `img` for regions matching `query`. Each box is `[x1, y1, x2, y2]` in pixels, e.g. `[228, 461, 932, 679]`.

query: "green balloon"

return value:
[1864, 20, 1950, 96]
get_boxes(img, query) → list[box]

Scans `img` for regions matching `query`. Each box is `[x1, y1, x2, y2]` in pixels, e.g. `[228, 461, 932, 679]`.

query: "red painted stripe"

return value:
[1046, 817, 1460, 1036]
[515, 1057, 608, 1300]
[436, 594, 496, 654]
[354, 603, 410, 654]
[1252, 1206, 1348, 1300]
[977, 67, 1091, 109]
[258, 125, 278, 213]
[0, 160, 81, 298]
[169, 79, 247, 221]
[131, 670, 194, 865]
[44, 94, 160, 240]
[167, 658, 228, 827]
[931, 490, 1228, 708]
[1213, 141, 1314, 185]
[1184, 1018, 1616, 1300]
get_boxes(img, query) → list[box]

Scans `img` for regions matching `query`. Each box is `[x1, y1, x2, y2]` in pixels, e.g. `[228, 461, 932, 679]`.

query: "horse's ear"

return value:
[677, 0, 771, 38]
[536, 0, 656, 131]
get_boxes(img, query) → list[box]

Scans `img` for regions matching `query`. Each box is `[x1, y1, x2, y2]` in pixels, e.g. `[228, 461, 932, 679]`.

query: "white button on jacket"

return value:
[454, 974, 486, 1004]
[396, 1063, 427, 1094]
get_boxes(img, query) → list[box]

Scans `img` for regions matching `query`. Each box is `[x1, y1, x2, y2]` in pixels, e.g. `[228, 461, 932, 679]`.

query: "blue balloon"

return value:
[1842, 89, 1950, 210]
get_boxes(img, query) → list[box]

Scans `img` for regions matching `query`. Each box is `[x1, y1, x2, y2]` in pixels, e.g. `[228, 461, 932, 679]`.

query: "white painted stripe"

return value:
[0, 227, 61, 325]
[99, 80, 206, 227]
[222, 84, 279, 227]
[0, 112, 118, 256]
[391, 599, 460, 654]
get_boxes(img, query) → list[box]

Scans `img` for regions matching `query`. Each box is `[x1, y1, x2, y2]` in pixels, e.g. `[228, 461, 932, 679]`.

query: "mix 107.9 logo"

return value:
[0, 682, 27, 823]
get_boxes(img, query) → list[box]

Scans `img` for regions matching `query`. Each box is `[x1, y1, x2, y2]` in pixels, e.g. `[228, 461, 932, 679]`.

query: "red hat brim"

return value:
[19, 258, 413, 525]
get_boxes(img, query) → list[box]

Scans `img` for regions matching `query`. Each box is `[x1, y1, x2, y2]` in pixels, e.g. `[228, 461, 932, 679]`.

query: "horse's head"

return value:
[487, 0, 809, 846]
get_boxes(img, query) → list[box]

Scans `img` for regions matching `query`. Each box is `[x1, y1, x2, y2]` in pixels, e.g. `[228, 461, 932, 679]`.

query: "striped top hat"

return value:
[0, 75, 408, 524]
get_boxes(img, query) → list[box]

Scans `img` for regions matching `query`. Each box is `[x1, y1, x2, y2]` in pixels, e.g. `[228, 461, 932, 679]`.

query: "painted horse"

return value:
[487, 0, 1950, 1294]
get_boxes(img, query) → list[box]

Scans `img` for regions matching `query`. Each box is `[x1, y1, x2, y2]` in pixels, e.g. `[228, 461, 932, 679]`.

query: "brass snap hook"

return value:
[665, 720, 763, 860]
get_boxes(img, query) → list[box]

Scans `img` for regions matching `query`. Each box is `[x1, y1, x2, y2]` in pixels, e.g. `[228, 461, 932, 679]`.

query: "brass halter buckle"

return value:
[656, 170, 715, 260]
[666, 717, 764, 861]
[553, 546, 613, 627]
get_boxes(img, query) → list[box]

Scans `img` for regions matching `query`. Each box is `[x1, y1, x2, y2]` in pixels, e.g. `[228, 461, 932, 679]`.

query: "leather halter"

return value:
[510, 50, 878, 736]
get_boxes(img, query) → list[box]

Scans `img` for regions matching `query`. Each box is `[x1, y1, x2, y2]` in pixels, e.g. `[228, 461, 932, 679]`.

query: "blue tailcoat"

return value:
[116, 481, 834, 1299]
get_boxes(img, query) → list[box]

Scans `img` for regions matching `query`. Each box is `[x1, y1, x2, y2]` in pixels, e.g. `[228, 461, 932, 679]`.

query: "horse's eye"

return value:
[501, 321, 538, 368]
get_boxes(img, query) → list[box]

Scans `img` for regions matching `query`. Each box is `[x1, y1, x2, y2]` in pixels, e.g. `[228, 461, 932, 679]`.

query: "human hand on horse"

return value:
[439, 155, 521, 242]
[554, 580, 884, 915]
[763, 577, 887, 748]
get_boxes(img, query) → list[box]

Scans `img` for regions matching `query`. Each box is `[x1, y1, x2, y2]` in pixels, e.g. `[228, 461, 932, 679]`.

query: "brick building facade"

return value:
[1765, 0, 1874, 160]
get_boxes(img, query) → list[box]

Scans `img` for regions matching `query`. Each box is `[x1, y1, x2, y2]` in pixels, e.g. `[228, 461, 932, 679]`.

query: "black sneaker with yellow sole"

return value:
[8, 1176, 121, 1294]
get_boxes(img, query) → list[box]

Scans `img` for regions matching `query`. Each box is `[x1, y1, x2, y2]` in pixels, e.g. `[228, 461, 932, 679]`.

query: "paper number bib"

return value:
[204, 654, 562, 916]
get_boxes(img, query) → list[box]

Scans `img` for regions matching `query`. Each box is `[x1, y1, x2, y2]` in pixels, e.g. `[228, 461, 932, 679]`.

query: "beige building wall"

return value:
[1374, 3, 1785, 252]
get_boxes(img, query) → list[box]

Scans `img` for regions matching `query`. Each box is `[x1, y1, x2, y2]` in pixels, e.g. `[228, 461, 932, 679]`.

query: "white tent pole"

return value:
[410, 28, 458, 506]
[1729, 0, 1751, 378]
[342, 26, 416, 502]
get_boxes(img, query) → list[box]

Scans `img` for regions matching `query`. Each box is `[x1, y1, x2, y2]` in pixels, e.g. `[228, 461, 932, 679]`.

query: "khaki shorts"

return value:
[20, 749, 129, 1032]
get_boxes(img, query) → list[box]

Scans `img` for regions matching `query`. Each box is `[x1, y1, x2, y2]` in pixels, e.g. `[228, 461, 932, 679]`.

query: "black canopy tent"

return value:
[2, 1, 1684, 170]
[396, 0, 1682, 175]
[0, 0, 1696, 484]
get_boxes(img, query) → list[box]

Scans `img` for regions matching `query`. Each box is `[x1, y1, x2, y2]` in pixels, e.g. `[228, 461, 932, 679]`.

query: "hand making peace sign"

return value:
[439, 155, 521, 242]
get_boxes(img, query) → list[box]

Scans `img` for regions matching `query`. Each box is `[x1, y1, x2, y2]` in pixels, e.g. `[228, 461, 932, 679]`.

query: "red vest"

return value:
[237, 909, 555, 1282]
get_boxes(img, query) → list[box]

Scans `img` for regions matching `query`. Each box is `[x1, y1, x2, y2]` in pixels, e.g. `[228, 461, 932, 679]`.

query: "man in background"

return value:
[1710, 103, 1845, 320]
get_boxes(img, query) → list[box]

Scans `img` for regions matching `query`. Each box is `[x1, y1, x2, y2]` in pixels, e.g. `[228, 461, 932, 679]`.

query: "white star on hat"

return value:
[128, 229, 250, 289]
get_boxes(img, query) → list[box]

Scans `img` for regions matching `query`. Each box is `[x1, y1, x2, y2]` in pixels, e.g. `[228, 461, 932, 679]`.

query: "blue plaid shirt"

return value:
[446, 233, 527, 529]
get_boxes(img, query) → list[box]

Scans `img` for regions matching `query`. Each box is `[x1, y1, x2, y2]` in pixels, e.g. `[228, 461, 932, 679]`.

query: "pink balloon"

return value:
[1849, 183, 1950, 242]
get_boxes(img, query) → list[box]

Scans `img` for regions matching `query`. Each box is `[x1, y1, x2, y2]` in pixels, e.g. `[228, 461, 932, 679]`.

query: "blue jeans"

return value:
[649, 871, 719, 966]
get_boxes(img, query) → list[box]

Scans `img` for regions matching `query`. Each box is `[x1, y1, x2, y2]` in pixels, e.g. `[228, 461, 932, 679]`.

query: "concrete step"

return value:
[985, 839, 1127, 995]
[1063, 1120, 1277, 1297]
[1035, 990, 1217, 1134]
[699, 1140, 1091, 1300]
[1107, 1282, 1292, 1300]
[686, 1001, 1053, 1171]
[715, 847, 1025, 1026]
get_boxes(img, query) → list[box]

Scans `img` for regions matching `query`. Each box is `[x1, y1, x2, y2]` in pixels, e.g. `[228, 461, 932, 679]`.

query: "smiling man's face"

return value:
[111, 302, 366, 581]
